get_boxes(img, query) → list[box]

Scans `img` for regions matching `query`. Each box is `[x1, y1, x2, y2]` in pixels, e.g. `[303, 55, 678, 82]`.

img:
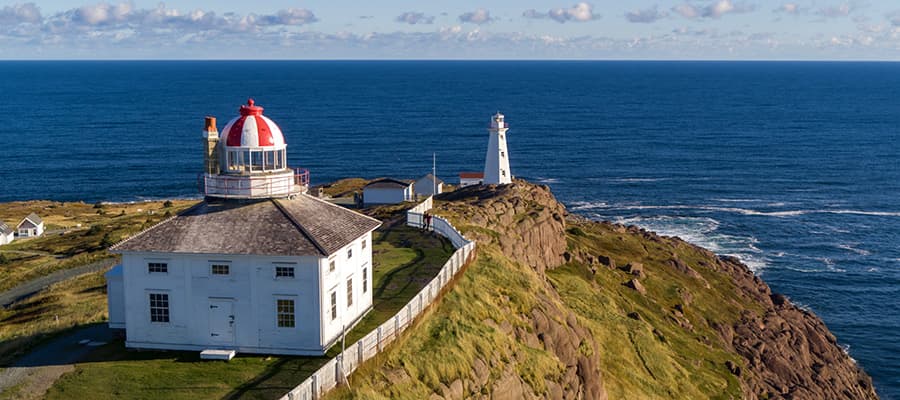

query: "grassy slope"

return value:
[44, 224, 454, 400]
[0, 200, 195, 291]
[326, 207, 760, 399]
[0, 271, 109, 366]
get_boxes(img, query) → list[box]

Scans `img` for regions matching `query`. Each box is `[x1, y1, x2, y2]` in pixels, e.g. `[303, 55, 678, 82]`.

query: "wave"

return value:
[574, 202, 900, 218]
[611, 178, 665, 183]
[604, 214, 769, 273]
[837, 243, 872, 256]
[533, 177, 560, 184]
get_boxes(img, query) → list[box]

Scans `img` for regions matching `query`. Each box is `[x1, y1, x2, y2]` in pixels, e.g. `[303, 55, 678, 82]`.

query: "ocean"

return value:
[0, 61, 898, 397]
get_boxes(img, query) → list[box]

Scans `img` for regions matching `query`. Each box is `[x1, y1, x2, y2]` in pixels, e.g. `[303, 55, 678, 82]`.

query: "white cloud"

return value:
[672, 0, 755, 19]
[815, 3, 856, 18]
[888, 11, 900, 26]
[458, 9, 492, 24]
[395, 11, 434, 25]
[625, 5, 668, 23]
[0, 2, 42, 25]
[524, 2, 598, 23]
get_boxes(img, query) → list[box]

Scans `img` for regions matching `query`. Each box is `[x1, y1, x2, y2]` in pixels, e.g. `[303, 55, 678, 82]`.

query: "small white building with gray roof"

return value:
[0, 222, 14, 245]
[16, 213, 43, 237]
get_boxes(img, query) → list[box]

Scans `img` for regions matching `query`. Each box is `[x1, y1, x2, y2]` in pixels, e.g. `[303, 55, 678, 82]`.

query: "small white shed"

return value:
[363, 179, 415, 205]
[0, 222, 14, 245]
[414, 174, 444, 197]
[459, 172, 484, 188]
[17, 213, 44, 237]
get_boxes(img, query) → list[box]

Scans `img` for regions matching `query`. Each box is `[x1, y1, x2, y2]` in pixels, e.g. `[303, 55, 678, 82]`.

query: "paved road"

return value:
[0, 258, 118, 308]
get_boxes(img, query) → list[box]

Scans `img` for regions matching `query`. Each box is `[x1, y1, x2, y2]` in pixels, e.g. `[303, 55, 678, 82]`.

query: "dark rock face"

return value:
[715, 256, 879, 400]
[438, 183, 568, 274]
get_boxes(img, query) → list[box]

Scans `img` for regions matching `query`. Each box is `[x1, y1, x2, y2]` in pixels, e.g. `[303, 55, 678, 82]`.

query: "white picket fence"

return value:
[280, 196, 474, 400]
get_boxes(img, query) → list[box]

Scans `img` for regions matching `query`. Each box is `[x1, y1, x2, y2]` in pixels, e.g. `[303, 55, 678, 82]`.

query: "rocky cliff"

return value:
[328, 181, 877, 400]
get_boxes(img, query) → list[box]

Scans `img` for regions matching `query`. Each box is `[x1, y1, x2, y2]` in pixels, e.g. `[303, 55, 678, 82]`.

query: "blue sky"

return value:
[1, 1, 898, 59]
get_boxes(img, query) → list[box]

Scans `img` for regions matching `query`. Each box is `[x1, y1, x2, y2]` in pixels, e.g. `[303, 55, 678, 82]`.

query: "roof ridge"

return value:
[302, 193, 382, 225]
[271, 198, 329, 257]
[110, 201, 205, 252]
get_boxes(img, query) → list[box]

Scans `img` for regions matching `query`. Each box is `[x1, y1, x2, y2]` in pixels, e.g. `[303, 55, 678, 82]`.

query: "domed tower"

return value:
[483, 112, 512, 185]
[199, 99, 309, 198]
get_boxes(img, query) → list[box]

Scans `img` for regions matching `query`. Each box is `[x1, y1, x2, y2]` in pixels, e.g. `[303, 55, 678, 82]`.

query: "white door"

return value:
[209, 299, 234, 344]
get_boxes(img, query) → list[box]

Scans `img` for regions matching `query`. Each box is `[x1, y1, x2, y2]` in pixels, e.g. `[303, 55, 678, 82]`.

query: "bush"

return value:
[0, 253, 8, 265]
[93, 202, 104, 209]
[86, 225, 103, 236]
[163, 200, 173, 208]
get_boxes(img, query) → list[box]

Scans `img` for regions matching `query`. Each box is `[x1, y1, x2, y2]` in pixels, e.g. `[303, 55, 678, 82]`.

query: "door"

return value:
[208, 299, 234, 344]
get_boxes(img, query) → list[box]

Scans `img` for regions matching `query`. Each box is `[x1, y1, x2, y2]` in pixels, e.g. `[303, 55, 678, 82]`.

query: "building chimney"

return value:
[203, 116, 220, 175]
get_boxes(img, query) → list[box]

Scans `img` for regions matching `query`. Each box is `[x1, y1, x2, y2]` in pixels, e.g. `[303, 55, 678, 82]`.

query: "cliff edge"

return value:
[328, 181, 877, 400]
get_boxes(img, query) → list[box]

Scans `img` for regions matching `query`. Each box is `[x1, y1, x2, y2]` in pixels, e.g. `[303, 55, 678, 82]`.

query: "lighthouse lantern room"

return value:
[200, 99, 309, 199]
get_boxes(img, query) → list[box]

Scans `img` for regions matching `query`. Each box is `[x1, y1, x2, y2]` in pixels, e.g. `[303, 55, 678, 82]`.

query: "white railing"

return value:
[280, 197, 475, 400]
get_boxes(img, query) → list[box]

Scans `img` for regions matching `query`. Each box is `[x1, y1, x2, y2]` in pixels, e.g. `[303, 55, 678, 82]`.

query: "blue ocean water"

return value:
[1, 61, 898, 397]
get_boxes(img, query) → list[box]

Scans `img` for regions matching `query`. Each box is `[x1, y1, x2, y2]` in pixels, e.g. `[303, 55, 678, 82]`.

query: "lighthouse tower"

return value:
[483, 112, 512, 185]
[200, 99, 309, 198]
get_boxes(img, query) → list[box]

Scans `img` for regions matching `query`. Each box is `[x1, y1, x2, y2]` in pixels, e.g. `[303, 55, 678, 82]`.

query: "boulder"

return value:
[624, 279, 646, 295]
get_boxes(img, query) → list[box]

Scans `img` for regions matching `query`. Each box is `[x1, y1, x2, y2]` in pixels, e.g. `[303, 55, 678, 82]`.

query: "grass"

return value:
[0, 200, 196, 291]
[44, 217, 454, 400]
[324, 193, 751, 399]
[0, 271, 109, 366]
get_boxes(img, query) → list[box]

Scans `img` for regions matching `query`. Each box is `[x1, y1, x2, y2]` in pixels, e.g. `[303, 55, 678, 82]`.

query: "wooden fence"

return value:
[280, 196, 474, 400]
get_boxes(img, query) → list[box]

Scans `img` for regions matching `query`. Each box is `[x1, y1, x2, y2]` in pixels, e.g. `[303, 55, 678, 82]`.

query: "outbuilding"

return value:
[0, 222, 14, 245]
[363, 178, 415, 205]
[414, 174, 444, 197]
[16, 213, 44, 237]
[458, 172, 484, 188]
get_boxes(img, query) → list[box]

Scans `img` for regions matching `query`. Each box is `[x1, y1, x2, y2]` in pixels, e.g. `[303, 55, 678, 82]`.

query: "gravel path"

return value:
[0, 258, 117, 308]
[0, 324, 114, 399]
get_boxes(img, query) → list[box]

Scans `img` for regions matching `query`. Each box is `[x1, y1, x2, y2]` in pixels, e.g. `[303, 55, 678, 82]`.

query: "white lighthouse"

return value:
[483, 112, 512, 185]
[106, 99, 381, 356]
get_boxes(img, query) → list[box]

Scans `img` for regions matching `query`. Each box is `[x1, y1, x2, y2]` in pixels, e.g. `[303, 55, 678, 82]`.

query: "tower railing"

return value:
[199, 168, 310, 198]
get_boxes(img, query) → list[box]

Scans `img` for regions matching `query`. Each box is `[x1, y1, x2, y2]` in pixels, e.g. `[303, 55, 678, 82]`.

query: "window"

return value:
[148, 262, 168, 273]
[330, 291, 337, 321]
[501, 151, 505, 158]
[362, 267, 368, 293]
[347, 248, 353, 259]
[501, 170, 506, 177]
[149, 293, 169, 323]
[361, 239, 367, 250]
[275, 266, 295, 278]
[346, 278, 353, 307]
[329, 260, 336, 272]
[211, 264, 229, 275]
[277, 299, 295, 328]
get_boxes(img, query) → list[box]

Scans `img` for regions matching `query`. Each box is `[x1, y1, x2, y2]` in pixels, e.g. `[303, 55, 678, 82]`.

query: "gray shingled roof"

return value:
[418, 173, 444, 185]
[18, 213, 42, 228]
[0, 222, 12, 235]
[365, 178, 412, 189]
[111, 195, 381, 257]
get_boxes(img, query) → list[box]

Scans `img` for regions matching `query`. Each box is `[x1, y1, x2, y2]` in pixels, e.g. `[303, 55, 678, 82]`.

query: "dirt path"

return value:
[0, 258, 117, 308]
[0, 324, 113, 399]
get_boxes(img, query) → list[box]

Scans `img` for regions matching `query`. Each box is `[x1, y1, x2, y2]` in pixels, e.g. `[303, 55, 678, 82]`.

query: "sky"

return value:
[1, 1, 899, 59]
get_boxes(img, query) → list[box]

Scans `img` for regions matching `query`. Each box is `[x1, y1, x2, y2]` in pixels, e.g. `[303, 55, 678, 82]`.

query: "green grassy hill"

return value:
[326, 181, 877, 400]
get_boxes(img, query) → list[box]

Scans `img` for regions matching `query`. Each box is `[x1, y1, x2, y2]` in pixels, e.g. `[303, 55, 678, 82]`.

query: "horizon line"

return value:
[2, 58, 900, 62]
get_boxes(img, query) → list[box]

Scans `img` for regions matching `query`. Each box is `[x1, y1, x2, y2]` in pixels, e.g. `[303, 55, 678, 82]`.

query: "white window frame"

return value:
[346, 278, 353, 308]
[210, 262, 230, 276]
[148, 291, 170, 324]
[276, 297, 296, 328]
[347, 248, 353, 259]
[275, 265, 295, 279]
[147, 261, 168, 274]
[328, 258, 336, 273]
[362, 266, 368, 294]
[330, 291, 337, 321]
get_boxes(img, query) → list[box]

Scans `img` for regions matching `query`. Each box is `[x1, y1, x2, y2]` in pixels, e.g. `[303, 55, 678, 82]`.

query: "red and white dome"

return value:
[222, 99, 286, 148]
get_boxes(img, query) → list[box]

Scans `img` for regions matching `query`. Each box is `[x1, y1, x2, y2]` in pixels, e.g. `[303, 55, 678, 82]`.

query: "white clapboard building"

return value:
[0, 222, 14, 245]
[414, 174, 443, 197]
[16, 213, 44, 237]
[107, 99, 381, 356]
[363, 178, 414, 205]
